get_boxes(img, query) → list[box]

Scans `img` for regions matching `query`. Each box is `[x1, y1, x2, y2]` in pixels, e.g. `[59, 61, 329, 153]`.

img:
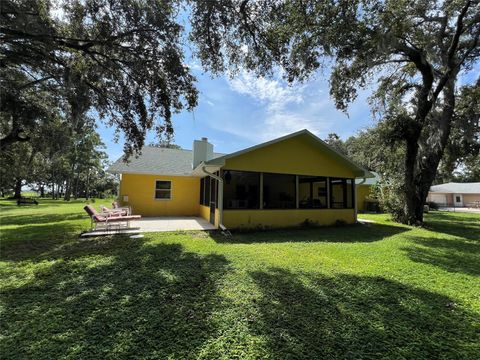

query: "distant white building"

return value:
[427, 182, 480, 207]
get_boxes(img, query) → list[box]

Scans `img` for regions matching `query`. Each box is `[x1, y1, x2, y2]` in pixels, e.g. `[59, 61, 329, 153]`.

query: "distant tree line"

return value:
[0, 114, 118, 200]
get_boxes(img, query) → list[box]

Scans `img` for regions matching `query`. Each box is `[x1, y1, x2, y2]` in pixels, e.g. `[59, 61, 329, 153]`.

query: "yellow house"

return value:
[355, 172, 380, 212]
[108, 130, 373, 229]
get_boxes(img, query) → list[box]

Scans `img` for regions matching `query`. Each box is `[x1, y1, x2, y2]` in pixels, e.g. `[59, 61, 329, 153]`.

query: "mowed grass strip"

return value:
[1, 199, 479, 359]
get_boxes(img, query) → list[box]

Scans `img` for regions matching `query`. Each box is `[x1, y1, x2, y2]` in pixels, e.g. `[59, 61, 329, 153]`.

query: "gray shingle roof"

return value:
[108, 146, 225, 176]
[430, 182, 480, 194]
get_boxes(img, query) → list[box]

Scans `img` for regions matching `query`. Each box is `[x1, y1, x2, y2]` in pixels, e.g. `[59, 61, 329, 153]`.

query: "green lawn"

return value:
[1, 199, 479, 359]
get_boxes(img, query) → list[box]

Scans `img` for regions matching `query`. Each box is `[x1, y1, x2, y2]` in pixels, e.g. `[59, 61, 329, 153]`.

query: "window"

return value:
[299, 176, 327, 208]
[456, 196, 461, 202]
[329, 178, 354, 208]
[155, 180, 172, 200]
[223, 170, 260, 209]
[263, 173, 296, 209]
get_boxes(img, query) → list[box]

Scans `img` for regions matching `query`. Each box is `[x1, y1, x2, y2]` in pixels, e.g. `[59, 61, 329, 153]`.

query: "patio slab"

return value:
[80, 216, 216, 237]
[132, 216, 216, 232]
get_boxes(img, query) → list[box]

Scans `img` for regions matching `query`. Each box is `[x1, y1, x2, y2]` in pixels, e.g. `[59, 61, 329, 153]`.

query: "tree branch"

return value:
[431, 0, 472, 103]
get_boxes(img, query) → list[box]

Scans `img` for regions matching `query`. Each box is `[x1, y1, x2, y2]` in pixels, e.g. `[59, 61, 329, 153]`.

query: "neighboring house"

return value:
[427, 182, 480, 207]
[108, 129, 373, 229]
[355, 172, 380, 212]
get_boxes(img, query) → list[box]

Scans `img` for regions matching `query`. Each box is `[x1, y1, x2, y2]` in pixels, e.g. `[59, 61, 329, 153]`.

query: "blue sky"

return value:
[99, 67, 376, 162]
[99, 64, 479, 162]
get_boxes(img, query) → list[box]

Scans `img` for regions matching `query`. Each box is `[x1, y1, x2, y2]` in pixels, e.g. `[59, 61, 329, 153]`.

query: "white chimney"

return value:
[193, 137, 213, 169]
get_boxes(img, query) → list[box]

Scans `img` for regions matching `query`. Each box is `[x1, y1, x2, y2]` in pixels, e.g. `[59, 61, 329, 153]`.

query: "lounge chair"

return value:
[100, 204, 130, 216]
[113, 201, 132, 215]
[84, 205, 141, 231]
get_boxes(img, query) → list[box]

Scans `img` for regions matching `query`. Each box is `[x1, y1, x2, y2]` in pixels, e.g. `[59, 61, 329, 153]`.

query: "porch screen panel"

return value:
[223, 170, 260, 209]
[199, 178, 205, 205]
[210, 176, 217, 207]
[204, 176, 211, 206]
[263, 173, 296, 209]
[346, 179, 354, 208]
[298, 176, 328, 208]
[214, 172, 219, 208]
[330, 178, 354, 209]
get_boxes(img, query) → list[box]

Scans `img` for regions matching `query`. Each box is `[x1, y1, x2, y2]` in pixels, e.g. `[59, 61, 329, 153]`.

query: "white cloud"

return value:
[224, 70, 334, 142]
[228, 71, 304, 113]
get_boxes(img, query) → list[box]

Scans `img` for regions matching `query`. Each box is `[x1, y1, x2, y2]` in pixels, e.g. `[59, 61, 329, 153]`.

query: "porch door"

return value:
[454, 194, 463, 207]
[209, 202, 216, 224]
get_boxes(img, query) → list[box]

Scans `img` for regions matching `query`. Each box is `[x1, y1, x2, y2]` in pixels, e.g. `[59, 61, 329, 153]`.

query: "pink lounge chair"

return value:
[113, 201, 132, 215]
[100, 205, 129, 216]
[84, 205, 141, 231]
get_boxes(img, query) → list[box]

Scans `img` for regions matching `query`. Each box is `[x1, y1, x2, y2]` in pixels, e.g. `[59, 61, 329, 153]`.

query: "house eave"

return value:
[106, 169, 201, 177]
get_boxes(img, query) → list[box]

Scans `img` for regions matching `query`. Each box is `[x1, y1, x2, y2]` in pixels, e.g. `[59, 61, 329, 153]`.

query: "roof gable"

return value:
[203, 129, 373, 178]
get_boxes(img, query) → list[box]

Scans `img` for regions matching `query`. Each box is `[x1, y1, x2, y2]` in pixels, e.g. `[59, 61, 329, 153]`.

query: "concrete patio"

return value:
[132, 216, 216, 232]
[81, 216, 216, 238]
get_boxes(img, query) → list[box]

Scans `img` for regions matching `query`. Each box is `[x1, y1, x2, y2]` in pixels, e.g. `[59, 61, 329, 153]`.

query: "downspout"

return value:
[201, 165, 225, 229]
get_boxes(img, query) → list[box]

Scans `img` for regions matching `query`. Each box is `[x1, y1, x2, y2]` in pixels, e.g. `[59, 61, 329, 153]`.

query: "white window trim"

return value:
[154, 179, 172, 201]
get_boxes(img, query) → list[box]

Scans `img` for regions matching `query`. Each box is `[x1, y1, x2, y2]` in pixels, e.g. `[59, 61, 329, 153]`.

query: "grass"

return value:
[1, 199, 479, 359]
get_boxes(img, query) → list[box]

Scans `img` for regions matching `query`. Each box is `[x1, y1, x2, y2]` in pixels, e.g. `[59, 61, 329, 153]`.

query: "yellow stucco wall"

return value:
[223, 209, 355, 229]
[199, 204, 209, 221]
[199, 205, 220, 227]
[356, 184, 372, 212]
[119, 174, 200, 216]
[119, 134, 360, 227]
[224, 135, 357, 178]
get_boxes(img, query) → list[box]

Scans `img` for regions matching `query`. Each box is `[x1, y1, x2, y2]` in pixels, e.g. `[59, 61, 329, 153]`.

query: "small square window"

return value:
[155, 180, 172, 200]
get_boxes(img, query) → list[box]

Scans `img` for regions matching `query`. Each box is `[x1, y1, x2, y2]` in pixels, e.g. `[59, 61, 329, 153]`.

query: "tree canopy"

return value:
[1, 0, 197, 156]
[189, 0, 480, 224]
[1, 0, 479, 223]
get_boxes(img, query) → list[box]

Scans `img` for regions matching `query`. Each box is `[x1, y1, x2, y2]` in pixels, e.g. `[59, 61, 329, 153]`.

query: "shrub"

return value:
[426, 201, 439, 210]
[301, 218, 319, 227]
[333, 219, 347, 227]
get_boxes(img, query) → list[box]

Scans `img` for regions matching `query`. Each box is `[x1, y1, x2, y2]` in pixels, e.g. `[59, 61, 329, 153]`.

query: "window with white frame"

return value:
[155, 180, 172, 200]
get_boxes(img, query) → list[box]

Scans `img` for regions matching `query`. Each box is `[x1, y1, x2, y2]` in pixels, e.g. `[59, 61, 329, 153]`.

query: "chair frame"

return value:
[84, 205, 140, 232]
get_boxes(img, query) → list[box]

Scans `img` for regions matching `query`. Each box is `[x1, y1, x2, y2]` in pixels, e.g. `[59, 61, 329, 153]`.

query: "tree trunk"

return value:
[13, 179, 22, 199]
[85, 169, 90, 200]
[64, 179, 72, 201]
[73, 174, 79, 199]
[39, 184, 45, 198]
[403, 134, 423, 225]
[403, 76, 457, 225]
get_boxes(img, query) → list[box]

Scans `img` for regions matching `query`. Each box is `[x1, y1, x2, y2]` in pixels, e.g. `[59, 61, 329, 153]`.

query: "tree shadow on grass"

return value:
[0, 220, 90, 262]
[249, 269, 479, 359]
[212, 222, 409, 244]
[402, 236, 480, 276]
[1, 240, 230, 359]
[423, 212, 480, 241]
[0, 213, 86, 226]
